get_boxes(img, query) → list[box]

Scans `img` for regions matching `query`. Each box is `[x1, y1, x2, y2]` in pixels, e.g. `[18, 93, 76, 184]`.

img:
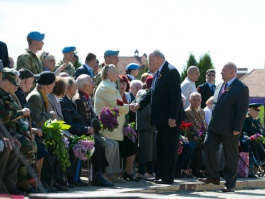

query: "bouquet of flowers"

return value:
[250, 133, 265, 144]
[180, 121, 192, 138]
[116, 99, 124, 106]
[123, 122, 137, 143]
[42, 120, 71, 171]
[70, 135, 95, 161]
[99, 107, 119, 132]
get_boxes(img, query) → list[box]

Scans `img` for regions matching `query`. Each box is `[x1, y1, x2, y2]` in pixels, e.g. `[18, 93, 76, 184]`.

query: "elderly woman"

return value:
[94, 65, 135, 181]
[135, 75, 157, 179]
[42, 77, 71, 190]
[118, 75, 139, 181]
[39, 51, 68, 76]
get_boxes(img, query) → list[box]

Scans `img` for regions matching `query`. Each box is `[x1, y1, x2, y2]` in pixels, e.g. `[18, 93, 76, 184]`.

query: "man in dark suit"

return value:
[197, 69, 216, 109]
[75, 53, 97, 78]
[198, 62, 249, 192]
[135, 50, 184, 184]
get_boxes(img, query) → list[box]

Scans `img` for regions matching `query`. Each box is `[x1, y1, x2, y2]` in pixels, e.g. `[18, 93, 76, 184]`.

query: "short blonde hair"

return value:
[205, 96, 214, 106]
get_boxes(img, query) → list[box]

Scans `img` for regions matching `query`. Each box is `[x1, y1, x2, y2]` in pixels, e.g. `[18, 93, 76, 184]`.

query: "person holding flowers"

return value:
[94, 65, 135, 181]
[184, 92, 207, 178]
[118, 74, 140, 181]
[242, 103, 265, 164]
[72, 74, 115, 187]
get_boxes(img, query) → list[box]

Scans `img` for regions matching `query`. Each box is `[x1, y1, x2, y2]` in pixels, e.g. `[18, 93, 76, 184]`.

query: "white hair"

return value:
[189, 92, 201, 99]
[76, 74, 90, 89]
[130, 79, 143, 88]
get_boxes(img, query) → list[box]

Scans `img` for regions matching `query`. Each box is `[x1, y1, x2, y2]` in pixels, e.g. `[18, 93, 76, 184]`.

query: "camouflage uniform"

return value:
[16, 49, 44, 75]
[0, 88, 37, 181]
[55, 60, 75, 77]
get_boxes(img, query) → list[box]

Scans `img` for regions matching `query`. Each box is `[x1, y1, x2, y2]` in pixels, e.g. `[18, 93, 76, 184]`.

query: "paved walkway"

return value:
[25, 176, 265, 198]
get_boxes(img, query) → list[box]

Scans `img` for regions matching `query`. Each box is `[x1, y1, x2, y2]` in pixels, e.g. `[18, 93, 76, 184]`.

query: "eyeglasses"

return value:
[207, 74, 215, 77]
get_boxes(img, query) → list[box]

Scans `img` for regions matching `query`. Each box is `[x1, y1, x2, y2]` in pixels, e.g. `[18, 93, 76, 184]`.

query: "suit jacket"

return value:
[75, 64, 94, 78]
[185, 106, 206, 136]
[26, 88, 52, 128]
[94, 79, 129, 141]
[47, 93, 64, 120]
[197, 82, 215, 109]
[208, 78, 249, 135]
[139, 61, 185, 126]
[60, 96, 89, 136]
[72, 90, 96, 126]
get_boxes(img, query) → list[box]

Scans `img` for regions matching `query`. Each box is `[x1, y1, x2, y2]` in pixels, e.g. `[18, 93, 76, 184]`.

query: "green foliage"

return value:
[137, 63, 149, 79]
[197, 53, 214, 86]
[181, 53, 197, 82]
[73, 56, 81, 70]
[42, 120, 71, 171]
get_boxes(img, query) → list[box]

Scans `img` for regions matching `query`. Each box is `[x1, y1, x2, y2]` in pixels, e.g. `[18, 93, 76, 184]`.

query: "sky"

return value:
[1, 0, 265, 84]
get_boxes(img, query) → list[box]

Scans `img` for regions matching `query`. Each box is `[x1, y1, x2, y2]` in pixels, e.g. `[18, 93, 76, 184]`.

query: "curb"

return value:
[138, 178, 265, 193]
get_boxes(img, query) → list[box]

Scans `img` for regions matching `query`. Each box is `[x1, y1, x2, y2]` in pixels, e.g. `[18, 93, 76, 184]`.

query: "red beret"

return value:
[145, 75, 153, 89]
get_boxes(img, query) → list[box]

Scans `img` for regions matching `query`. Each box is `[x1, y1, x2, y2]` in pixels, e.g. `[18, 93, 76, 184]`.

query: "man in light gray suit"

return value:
[199, 62, 249, 192]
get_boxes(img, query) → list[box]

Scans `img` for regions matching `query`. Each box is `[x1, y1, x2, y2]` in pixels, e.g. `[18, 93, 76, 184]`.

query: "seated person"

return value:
[184, 92, 207, 177]
[242, 103, 265, 164]
[60, 76, 113, 187]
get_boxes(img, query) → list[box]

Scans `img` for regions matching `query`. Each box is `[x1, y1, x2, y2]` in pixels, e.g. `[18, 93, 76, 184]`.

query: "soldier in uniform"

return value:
[0, 67, 40, 194]
[93, 50, 120, 90]
[16, 31, 45, 75]
[242, 103, 265, 164]
[54, 46, 76, 77]
[0, 60, 25, 195]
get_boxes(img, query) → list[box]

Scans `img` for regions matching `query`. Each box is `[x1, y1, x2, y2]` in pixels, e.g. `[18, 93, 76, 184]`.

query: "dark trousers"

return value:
[204, 131, 239, 189]
[41, 152, 64, 184]
[176, 141, 194, 170]
[156, 125, 179, 183]
[91, 135, 108, 174]
[0, 142, 20, 193]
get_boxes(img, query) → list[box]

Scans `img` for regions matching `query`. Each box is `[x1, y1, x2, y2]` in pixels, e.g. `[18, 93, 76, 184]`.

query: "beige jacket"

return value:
[94, 79, 129, 141]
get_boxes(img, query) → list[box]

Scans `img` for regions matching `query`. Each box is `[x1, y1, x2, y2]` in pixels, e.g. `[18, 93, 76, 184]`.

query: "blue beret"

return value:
[126, 63, 140, 70]
[62, 46, 76, 53]
[104, 50, 119, 56]
[28, 31, 45, 41]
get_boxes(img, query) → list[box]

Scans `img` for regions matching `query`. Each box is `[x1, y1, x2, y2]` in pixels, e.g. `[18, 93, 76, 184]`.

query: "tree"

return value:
[180, 53, 197, 82]
[197, 53, 214, 86]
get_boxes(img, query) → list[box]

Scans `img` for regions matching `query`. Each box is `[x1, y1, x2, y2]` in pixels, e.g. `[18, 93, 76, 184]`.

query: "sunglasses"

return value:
[207, 74, 215, 77]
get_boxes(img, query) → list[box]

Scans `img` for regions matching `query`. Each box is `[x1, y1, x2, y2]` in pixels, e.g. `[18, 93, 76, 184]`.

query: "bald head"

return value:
[187, 66, 200, 82]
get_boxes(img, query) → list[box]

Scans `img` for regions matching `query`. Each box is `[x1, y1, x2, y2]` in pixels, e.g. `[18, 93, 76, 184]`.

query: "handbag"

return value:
[238, 152, 249, 178]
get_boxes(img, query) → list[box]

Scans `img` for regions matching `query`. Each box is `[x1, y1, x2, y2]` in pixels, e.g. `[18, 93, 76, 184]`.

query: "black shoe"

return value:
[9, 189, 26, 195]
[57, 179, 75, 188]
[123, 172, 139, 181]
[74, 180, 88, 187]
[248, 173, 257, 178]
[92, 173, 114, 187]
[42, 182, 58, 193]
[53, 182, 69, 191]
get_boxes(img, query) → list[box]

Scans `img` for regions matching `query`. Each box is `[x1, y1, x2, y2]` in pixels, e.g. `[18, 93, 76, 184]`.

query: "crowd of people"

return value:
[0, 30, 264, 196]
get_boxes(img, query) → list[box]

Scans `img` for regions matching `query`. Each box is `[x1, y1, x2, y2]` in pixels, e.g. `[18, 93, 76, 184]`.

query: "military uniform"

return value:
[242, 112, 265, 162]
[0, 88, 37, 182]
[16, 49, 44, 75]
[55, 60, 75, 77]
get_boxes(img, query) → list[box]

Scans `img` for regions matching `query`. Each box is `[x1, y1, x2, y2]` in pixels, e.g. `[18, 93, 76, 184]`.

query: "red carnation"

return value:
[117, 99, 124, 106]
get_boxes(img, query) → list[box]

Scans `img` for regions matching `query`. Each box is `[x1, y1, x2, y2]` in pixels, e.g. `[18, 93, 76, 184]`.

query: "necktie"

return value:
[211, 85, 215, 92]
[152, 71, 160, 91]
[218, 82, 228, 99]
